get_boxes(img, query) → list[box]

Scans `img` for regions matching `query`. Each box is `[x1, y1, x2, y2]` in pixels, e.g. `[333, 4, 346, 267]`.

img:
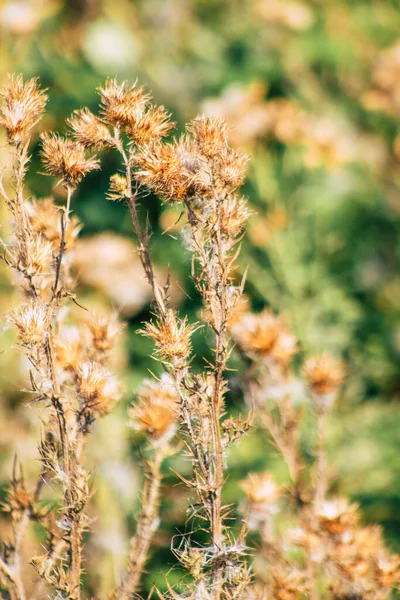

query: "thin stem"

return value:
[120, 445, 167, 599]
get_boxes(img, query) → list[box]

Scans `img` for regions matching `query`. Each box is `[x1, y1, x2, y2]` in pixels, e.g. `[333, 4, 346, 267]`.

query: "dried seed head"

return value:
[188, 115, 228, 158]
[219, 195, 250, 237]
[40, 132, 99, 186]
[303, 354, 345, 396]
[27, 197, 81, 250]
[98, 78, 149, 127]
[242, 472, 280, 508]
[127, 104, 175, 145]
[16, 234, 53, 276]
[231, 308, 297, 365]
[330, 525, 400, 598]
[271, 568, 308, 600]
[142, 309, 196, 366]
[216, 146, 249, 194]
[55, 326, 84, 371]
[68, 107, 112, 149]
[130, 374, 179, 439]
[316, 498, 359, 535]
[77, 362, 121, 416]
[86, 312, 122, 352]
[107, 174, 129, 201]
[0, 74, 47, 144]
[11, 301, 48, 346]
[135, 139, 194, 203]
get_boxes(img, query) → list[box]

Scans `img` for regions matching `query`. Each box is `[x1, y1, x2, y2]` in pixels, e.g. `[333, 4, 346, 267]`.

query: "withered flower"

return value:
[107, 174, 129, 202]
[271, 567, 308, 600]
[0, 74, 47, 144]
[55, 326, 84, 371]
[86, 312, 122, 352]
[188, 115, 228, 158]
[26, 197, 81, 250]
[242, 471, 280, 509]
[303, 354, 345, 396]
[216, 146, 249, 194]
[142, 309, 197, 366]
[231, 308, 297, 365]
[68, 107, 112, 149]
[11, 301, 48, 346]
[16, 235, 53, 276]
[77, 362, 121, 416]
[41, 132, 99, 186]
[135, 139, 194, 203]
[316, 498, 359, 535]
[130, 375, 179, 440]
[127, 104, 175, 145]
[219, 195, 250, 237]
[98, 78, 148, 127]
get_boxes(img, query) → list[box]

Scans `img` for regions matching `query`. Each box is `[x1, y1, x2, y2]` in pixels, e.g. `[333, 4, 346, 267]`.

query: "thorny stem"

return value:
[53, 185, 73, 295]
[120, 445, 167, 599]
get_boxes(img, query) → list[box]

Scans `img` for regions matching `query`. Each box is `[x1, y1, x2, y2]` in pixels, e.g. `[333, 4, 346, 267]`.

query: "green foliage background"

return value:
[1, 0, 400, 594]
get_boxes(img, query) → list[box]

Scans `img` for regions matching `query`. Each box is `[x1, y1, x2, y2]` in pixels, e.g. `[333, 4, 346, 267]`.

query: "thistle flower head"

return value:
[271, 568, 308, 600]
[135, 139, 195, 203]
[86, 312, 122, 352]
[303, 354, 345, 396]
[27, 197, 81, 250]
[188, 115, 228, 158]
[11, 301, 48, 346]
[316, 498, 359, 535]
[142, 309, 196, 366]
[107, 173, 129, 202]
[55, 326, 84, 371]
[215, 146, 249, 194]
[98, 78, 149, 127]
[130, 374, 179, 440]
[77, 362, 121, 416]
[231, 308, 297, 365]
[40, 132, 100, 186]
[127, 104, 175, 145]
[0, 74, 47, 144]
[242, 471, 280, 507]
[16, 234, 53, 276]
[68, 107, 112, 149]
[219, 195, 251, 237]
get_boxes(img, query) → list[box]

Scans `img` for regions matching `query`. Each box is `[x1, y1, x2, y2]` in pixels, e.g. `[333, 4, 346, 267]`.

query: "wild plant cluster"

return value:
[0, 75, 399, 600]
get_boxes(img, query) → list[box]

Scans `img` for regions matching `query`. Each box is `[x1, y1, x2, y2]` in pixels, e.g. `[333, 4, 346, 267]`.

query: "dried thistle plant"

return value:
[0, 74, 399, 600]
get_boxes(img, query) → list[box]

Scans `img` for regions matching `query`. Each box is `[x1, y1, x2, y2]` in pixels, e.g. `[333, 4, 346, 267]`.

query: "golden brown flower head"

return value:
[231, 308, 297, 365]
[11, 301, 48, 346]
[142, 309, 196, 366]
[130, 374, 179, 440]
[329, 525, 400, 599]
[271, 568, 308, 600]
[303, 354, 345, 396]
[127, 104, 175, 145]
[15, 234, 53, 277]
[40, 132, 99, 186]
[107, 174, 129, 202]
[188, 115, 228, 158]
[68, 107, 112, 149]
[98, 78, 149, 127]
[55, 326, 84, 371]
[216, 146, 249, 194]
[0, 74, 47, 144]
[242, 472, 280, 508]
[135, 139, 195, 203]
[316, 498, 359, 535]
[86, 312, 122, 353]
[219, 195, 250, 237]
[77, 362, 121, 416]
[26, 197, 81, 250]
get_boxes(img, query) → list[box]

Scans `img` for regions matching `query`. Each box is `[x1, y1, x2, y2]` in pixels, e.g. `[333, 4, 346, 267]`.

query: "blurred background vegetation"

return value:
[1, 0, 400, 595]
